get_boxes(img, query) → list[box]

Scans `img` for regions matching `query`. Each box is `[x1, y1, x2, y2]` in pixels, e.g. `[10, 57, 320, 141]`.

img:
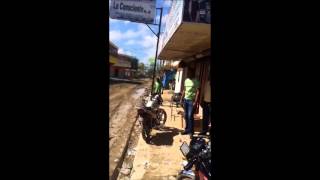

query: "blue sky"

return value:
[109, 0, 172, 66]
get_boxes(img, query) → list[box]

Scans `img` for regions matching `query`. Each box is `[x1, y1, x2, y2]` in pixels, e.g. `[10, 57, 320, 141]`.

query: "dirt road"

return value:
[109, 79, 151, 179]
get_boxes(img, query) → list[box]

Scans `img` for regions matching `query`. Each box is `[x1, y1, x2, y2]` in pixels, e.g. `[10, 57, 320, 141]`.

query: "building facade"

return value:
[110, 53, 138, 79]
[109, 41, 118, 76]
[158, 0, 211, 117]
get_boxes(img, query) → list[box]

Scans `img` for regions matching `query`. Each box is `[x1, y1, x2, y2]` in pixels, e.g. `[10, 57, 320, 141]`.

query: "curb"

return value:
[110, 116, 139, 180]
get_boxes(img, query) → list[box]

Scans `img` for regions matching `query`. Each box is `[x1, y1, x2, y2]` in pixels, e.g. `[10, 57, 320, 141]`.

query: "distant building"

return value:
[130, 57, 139, 79]
[109, 41, 118, 75]
[110, 53, 138, 79]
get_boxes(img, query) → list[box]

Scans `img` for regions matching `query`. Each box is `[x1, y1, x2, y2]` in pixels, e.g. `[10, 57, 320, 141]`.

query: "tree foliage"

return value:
[148, 57, 155, 66]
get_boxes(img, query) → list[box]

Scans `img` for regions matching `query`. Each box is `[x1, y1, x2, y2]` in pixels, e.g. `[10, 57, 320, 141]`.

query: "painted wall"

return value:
[174, 68, 184, 93]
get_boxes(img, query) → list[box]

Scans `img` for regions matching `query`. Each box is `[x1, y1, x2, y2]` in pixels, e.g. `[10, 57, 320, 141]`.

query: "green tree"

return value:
[147, 57, 163, 78]
[148, 57, 155, 66]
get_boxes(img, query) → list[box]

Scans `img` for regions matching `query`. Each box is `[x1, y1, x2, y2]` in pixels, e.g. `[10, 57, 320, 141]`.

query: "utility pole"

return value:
[148, 7, 163, 94]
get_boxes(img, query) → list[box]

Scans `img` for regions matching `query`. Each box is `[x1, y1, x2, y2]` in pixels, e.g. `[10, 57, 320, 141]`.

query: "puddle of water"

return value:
[132, 88, 145, 100]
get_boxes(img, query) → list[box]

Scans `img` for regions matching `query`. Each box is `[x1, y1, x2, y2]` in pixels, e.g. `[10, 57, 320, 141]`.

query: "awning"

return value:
[162, 60, 181, 69]
[158, 22, 211, 61]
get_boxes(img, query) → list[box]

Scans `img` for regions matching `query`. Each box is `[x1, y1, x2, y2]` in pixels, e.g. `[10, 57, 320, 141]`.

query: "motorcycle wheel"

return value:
[157, 108, 167, 127]
[142, 121, 151, 144]
[176, 174, 195, 180]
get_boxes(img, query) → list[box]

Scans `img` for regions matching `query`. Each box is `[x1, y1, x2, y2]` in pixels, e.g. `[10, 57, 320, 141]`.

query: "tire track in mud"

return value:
[109, 84, 147, 149]
[109, 83, 137, 121]
[109, 84, 140, 140]
[109, 80, 151, 180]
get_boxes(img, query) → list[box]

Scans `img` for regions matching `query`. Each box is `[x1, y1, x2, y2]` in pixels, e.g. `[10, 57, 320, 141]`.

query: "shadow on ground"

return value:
[150, 126, 182, 146]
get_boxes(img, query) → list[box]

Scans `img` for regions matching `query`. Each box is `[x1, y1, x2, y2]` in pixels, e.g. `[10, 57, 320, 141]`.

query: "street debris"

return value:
[143, 160, 150, 169]
[118, 161, 134, 177]
[119, 168, 131, 176]
[127, 148, 136, 156]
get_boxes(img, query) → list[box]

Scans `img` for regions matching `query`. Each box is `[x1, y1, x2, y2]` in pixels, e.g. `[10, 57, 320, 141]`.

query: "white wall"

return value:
[174, 68, 184, 93]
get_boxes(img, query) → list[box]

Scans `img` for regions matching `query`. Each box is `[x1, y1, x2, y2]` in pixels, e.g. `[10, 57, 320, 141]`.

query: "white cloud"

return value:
[141, 36, 157, 63]
[141, 35, 156, 48]
[155, 15, 160, 23]
[124, 30, 139, 39]
[109, 22, 159, 64]
[137, 24, 150, 34]
[109, 30, 123, 42]
[163, 0, 172, 7]
[125, 40, 136, 45]
[118, 48, 133, 56]
[135, 25, 157, 63]
[144, 47, 156, 63]
[109, 29, 140, 42]
[109, 18, 116, 23]
[109, 18, 131, 25]
[110, 24, 152, 42]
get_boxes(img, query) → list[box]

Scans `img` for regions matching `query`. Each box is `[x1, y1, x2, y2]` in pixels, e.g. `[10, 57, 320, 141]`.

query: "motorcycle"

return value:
[136, 93, 167, 144]
[177, 135, 212, 180]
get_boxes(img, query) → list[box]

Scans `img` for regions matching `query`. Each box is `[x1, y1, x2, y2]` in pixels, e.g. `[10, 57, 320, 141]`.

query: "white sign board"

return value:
[158, 0, 184, 56]
[110, 0, 156, 24]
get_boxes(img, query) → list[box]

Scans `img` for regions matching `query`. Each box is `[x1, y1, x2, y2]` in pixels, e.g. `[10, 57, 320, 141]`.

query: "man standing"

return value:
[159, 71, 164, 94]
[153, 77, 162, 94]
[200, 75, 211, 135]
[180, 69, 200, 135]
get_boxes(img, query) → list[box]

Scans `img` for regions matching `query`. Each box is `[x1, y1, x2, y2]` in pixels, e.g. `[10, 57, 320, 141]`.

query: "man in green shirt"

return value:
[153, 77, 163, 104]
[180, 69, 200, 135]
[153, 77, 162, 94]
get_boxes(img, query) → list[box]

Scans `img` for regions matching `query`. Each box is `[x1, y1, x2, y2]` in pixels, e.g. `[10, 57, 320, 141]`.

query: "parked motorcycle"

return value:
[177, 135, 211, 180]
[136, 93, 167, 144]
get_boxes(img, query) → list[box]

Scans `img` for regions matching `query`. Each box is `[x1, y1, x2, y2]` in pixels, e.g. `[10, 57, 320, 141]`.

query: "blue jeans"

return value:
[202, 101, 211, 132]
[184, 99, 194, 133]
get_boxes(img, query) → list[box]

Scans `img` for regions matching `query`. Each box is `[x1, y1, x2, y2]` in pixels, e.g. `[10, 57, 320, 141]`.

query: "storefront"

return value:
[110, 53, 138, 79]
[158, 0, 211, 116]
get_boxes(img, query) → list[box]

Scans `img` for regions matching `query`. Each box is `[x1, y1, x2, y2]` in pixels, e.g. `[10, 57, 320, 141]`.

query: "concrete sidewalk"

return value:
[129, 90, 203, 180]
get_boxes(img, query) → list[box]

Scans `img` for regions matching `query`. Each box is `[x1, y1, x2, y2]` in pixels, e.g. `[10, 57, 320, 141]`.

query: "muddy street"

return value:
[116, 90, 193, 180]
[109, 79, 151, 179]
